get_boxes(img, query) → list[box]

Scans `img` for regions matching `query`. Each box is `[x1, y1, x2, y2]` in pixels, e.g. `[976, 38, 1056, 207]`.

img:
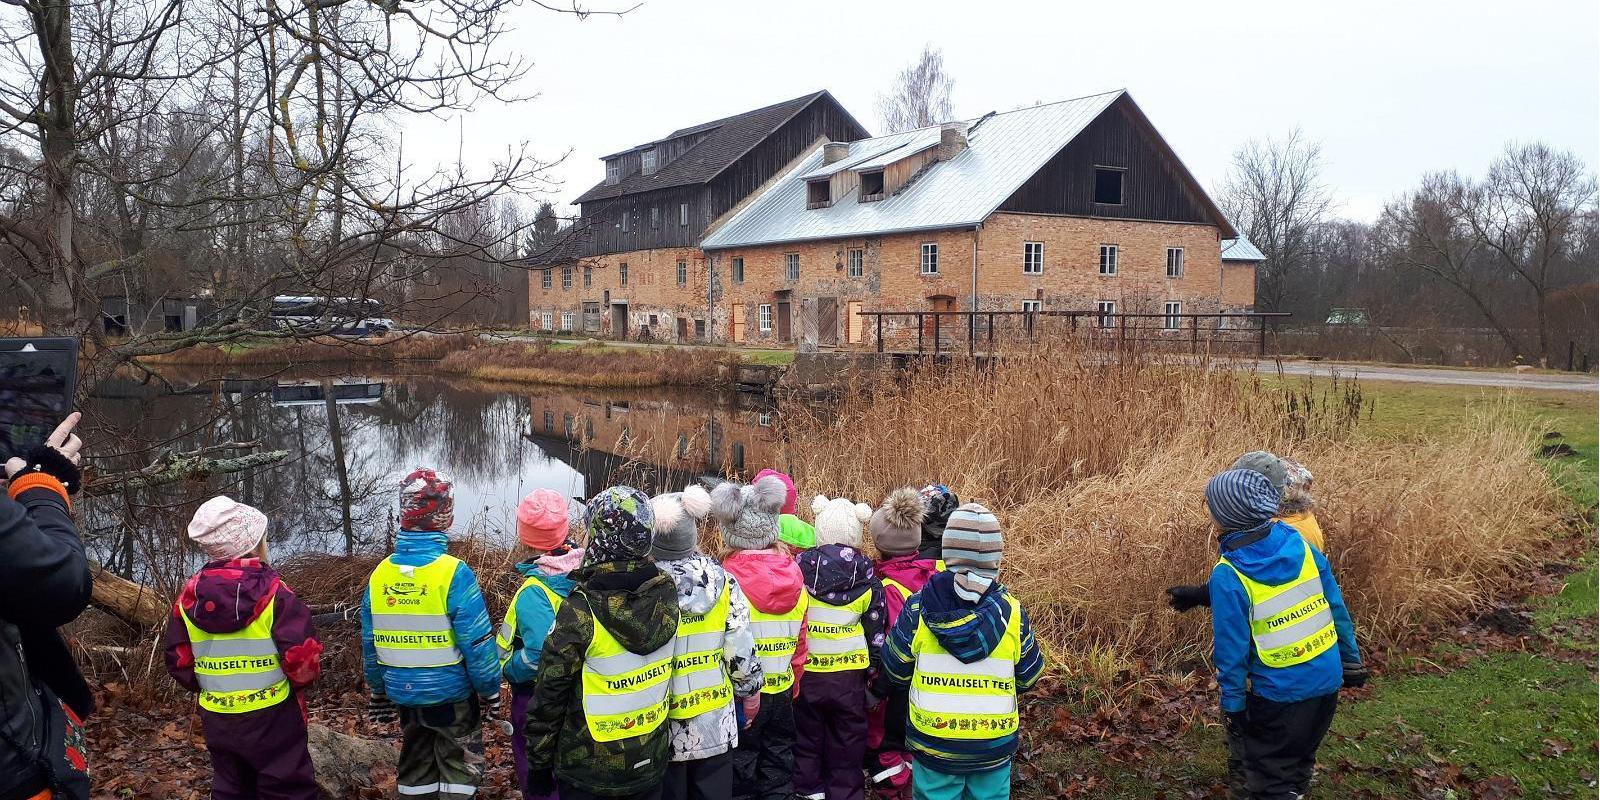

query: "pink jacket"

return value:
[875, 554, 939, 623]
[723, 547, 809, 691]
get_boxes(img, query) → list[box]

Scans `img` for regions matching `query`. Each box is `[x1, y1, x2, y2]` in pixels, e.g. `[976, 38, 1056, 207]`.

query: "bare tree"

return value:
[878, 45, 955, 134]
[1218, 129, 1334, 313]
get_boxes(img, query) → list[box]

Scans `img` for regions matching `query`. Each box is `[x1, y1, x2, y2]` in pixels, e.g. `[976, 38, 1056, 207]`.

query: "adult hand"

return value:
[1341, 661, 1370, 689]
[5, 413, 85, 494]
[1164, 585, 1210, 613]
[741, 694, 761, 729]
[367, 694, 398, 726]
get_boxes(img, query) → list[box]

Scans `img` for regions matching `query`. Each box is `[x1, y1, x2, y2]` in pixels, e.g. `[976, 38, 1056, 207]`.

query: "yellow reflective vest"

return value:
[368, 555, 463, 668]
[908, 593, 1022, 741]
[497, 576, 565, 669]
[1218, 540, 1337, 669]
[581, 609, 675, 742]
[180, 601, 292, 714]
[668, 576, 733, 721]
[748, 591, 808, 695]
[804, 590, 871, 673]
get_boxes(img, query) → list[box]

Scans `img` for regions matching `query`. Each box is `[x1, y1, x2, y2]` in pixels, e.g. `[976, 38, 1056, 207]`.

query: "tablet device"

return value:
[0, 337, 79, 460]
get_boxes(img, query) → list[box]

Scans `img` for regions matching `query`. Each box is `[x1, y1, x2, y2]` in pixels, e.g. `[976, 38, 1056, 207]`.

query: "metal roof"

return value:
[1221, 234, 1266, 262]
[702, 90, 1126, 250]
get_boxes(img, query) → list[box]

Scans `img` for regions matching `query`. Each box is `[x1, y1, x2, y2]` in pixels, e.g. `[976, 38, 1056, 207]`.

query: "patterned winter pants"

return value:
[398, 697, 485, 799]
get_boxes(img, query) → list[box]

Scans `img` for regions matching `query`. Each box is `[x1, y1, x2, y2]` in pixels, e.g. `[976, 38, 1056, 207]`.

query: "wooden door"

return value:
[732, 304, 746, 343]
[777, 301, 792, 342]
[847, 301, 864, 344]
[817, 298, 838, 346]
[676, 317, 689, 341]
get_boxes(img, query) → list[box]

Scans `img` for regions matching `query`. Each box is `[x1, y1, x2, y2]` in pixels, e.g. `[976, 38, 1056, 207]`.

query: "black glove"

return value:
[367, 694, 397, 726]
[1165, 585, 1211, 612]
[1224, 710, 1248, 736]
[527, 768, 557, 796]
[8, 444, 83, 495]
[1342, 661, 1370, 689]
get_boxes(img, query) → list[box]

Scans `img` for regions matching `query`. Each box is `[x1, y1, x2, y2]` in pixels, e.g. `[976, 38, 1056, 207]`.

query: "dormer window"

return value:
[806, 180, 831, 209]
[860, 171, 885, 202]
[605, 160, 621, 185]
[641, 149, 658, 175]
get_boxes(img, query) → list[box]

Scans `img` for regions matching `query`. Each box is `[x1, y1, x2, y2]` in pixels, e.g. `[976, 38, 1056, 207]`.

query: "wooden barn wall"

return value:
[999, 99, 1215, 225]
[575, 185, 705, 254]
[703, 100, 868, 221]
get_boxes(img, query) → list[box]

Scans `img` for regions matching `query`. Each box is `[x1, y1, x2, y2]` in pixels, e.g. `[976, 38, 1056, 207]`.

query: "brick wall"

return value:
[527, 247, 710, 340]
[525, 390, 782, 478]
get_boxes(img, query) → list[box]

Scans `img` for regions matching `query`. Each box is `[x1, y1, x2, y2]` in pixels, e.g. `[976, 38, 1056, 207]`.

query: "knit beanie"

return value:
[650, 485, 712, 562]
[1205, 469, 1282, 533]
[400, 468, 454, 531]
[753, 468, 798, 515]
[583, 486, 655, 565]
[870, 487, 924, 556]
[517, 488, 570, 551]
[810, 494, 873, 548]
[709, 475, 787, 551]
[943, 502, 1003, 602]
[187, 495, 268, 562]
[1231, 451, 1288, 492]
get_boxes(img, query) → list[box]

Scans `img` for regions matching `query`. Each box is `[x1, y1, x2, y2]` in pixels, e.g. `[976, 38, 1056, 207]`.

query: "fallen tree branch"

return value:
[85, 448, 290, 496]
[89, 561, 169, 628]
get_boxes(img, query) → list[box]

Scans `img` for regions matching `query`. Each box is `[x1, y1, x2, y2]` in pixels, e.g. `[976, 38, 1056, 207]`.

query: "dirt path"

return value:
[1256, 360, 1598, 392]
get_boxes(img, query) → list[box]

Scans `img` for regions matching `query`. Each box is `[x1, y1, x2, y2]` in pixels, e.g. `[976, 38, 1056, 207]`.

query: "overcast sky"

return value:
[404, 0, 1599, 222]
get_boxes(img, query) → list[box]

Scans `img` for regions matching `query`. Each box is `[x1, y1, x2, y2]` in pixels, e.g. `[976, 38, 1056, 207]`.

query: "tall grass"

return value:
[139, 333, 476, 366]
[438, 340, 727, 388]
[780, 346, 1567, 688]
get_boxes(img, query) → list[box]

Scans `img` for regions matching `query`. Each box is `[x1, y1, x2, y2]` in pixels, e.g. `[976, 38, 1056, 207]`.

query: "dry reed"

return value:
[138, 333, 477, 366]
[437, 340, 727, 389]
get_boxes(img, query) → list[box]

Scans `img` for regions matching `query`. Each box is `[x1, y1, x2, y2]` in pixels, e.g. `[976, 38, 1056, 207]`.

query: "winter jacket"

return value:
[1279, 511, 1325, 553]
[880, 572, 1044, 774]
[875, 554, 938, 623]
[0, 477, 93, 800]
[723, 547, 809, 690]
[657, 554, 763, 761]
[778, 513, 816, 550]
[524, 560, 680, 795]
[162, 558, 323, 714]
[502, 551, 581, 687]
[360, 530, 501, 706]
[797, 544, 887, 681]
[1211, 520, 1359, 713]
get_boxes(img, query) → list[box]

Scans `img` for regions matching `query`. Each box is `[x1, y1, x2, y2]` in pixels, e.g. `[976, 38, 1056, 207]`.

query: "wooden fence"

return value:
[854, 310, 1292, 357]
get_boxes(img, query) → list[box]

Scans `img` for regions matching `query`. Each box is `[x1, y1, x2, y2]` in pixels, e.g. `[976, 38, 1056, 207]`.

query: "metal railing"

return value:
[854, 310, 1292, 357]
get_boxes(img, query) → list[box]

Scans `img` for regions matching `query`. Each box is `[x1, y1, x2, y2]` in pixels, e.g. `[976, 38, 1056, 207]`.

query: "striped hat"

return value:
[1205, 469, 1282, 533]
[942, 503, 1003, 602]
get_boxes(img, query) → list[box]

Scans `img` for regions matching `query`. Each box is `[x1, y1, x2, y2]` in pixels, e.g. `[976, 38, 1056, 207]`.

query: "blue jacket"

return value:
[1211, 521, 1361, 713]
[361, 530, 502, 706]
[880, 572, 1044, 774]
[502, 560, 576, 686]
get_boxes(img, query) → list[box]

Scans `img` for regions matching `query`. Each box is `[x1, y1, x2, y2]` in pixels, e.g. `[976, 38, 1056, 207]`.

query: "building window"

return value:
[1164, 301, 1182, 330]
[675, 433, 689, 459]
[541, 270, 552, 289]
[561, 265, 572, 289]
[605, 160, 620, 184]
[619, 262, 629, 287]
[650, 206, 660, 229]
[847, 248, 864, 278]
[1094, 167, 1125, 205]
[562, 311, 576, 330]
[786, 253, 800, 282]
[1023, 242, 1043, 275]
[676, 259, 687, 286]
[1022, 300, 1042, 313]
[1166, 247, 1185, 278]
[563, 412, 574, 438]
[732, 257, 745, 284]
[1099, 244, 1118, 276]
[807, 180, 831, 209]
[757, 412, 773, 427]
[694, 319, 706, 339]
[679, 203, 689, 226]
[620, 211, 630, 233]
[759, 304, 773, 332]
[1096, 300, 1116, 328]
[585, 418, 595, 441]
[648, 314, 657, 326]
[860, 170, 885, 200]
[583, 265, 592, 288]
[641, 149, 657, 174]
[543, 410, 554, 433]
[920, 243, 939, 275]
[541, 311, 553, 329]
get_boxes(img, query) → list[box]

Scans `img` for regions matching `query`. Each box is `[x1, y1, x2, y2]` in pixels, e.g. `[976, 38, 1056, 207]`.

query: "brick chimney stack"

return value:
[937, 123, 968, 161]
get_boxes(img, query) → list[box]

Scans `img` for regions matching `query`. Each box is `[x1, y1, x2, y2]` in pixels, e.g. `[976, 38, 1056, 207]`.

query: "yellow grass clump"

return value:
[437, 340, 727, 389]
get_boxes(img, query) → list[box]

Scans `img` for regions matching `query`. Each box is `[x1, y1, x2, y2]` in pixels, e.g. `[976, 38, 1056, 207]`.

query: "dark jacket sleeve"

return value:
[524, 589, 593, 775]
[0, 484, 91, 626]
[863, 583, 888, 685]
[272, 585, 324, 689]
[162, 605, 201, 693]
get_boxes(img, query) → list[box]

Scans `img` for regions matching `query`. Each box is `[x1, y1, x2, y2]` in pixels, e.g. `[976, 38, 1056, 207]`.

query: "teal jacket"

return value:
[502, 560, 577, 686]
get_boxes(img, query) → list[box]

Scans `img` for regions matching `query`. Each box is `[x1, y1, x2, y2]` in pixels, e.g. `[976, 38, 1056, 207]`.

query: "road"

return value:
[1254, 360, 1598, 393]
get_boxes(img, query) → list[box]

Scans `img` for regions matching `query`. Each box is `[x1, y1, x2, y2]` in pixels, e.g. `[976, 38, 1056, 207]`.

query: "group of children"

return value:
[160, 451, 1363, 800]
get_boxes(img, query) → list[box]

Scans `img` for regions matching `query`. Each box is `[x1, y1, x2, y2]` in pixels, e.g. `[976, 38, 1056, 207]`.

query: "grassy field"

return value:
[1020, 379, 1598, 799]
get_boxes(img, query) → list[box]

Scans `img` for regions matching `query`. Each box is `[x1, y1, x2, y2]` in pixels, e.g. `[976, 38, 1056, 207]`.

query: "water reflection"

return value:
[81, 374, 782, 583]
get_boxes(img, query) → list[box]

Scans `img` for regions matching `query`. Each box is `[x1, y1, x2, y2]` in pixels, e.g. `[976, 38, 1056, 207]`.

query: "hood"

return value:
[918, 486, 961, 558]
[394, 529, 449, 563]
[1218, 521, 1309, 585]
[179, 558, 281, 635]
[797, 544, 875, 604]
[514, 558, 579, 597]
[918, 571, 1012, 664]
[723, 548, 805, 615]
[875, 554, 938, 592]
[657, 554, 728, 614]
[573, 560, 679, 655]
[530, 545, 586, 578]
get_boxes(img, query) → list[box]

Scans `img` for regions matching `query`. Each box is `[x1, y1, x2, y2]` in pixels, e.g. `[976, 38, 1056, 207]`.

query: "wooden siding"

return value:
[882, 146, 939, 198]
[703, 99, 867, 223]
[998, 96, 1214, 224]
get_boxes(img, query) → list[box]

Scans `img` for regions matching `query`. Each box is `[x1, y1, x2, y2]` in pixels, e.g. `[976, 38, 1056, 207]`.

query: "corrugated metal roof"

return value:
[848, 130, 941, 171]
[702, 90, 1125, 250]
[1221, 234, 1265, 262]
[795, 138, 911, 181]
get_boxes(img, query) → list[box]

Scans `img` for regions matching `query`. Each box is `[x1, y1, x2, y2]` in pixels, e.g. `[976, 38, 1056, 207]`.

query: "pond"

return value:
[80, 370, 783, 583]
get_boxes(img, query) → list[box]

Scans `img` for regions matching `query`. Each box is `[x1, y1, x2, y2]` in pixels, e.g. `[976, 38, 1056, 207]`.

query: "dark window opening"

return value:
[694, 319, 706, 339]
[806, 180, 831, 209]
[1094, 167, 1125, 205]
[860, 170, 885, 200]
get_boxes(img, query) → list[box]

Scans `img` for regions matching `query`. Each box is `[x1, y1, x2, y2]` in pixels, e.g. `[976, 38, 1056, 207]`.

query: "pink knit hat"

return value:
[753, 469, 798, 516]
[517, 488, 570, 550]
[187, 496, 268, 562]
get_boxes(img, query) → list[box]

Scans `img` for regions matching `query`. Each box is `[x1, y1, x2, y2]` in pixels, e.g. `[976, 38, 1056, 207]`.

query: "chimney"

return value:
[937, 122, 968, 161]
[822, 142, 851, 164]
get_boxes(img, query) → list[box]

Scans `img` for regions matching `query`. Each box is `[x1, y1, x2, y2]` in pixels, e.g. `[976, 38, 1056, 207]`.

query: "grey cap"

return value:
[650, 485, 711, 562]
[1231, 451, 1288, 491]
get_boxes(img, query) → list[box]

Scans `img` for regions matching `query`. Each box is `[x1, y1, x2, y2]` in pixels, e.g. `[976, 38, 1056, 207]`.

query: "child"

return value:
[524, 487, 679, 800]
[1205, 468, 1363, 800]
[716, 475, 808, 800]
[164, 496, 323, 800]
[915, 485, 961, 564]
[755, 468, 814, 551]
[650, 485, 765, 800]
[361, 469, 502, 800]
[880, 503, 1044, 800]
[500, 488, 585, 799]
[1276, 460, 1324, 552]
[795, 495, 885, 800]
[866, 488, 931, 800]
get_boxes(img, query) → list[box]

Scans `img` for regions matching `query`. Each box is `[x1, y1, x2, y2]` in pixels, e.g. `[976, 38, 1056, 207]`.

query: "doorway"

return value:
[611, 303, 629, 338]
[816, 297, 838, 346]
[777, 301, 792, 342]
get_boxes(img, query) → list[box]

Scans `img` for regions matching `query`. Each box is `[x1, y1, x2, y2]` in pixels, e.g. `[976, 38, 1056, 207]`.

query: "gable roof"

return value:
[702, 90, 1235, 250]
[574, 91, 867, 204]
[1221, 234, 1266, 262]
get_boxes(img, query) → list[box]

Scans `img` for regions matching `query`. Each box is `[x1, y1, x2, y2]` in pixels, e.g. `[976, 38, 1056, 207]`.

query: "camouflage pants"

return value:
[398, 697, 485, 799]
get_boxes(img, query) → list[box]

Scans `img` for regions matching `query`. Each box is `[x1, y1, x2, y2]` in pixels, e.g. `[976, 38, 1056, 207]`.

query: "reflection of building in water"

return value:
[524, 390, 784, 485]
